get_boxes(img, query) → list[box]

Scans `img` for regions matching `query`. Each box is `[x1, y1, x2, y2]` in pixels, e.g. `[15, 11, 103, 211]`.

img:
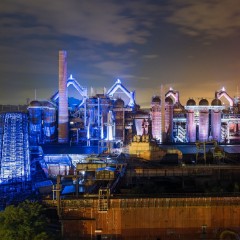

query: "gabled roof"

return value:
[106, 79, 135, 107]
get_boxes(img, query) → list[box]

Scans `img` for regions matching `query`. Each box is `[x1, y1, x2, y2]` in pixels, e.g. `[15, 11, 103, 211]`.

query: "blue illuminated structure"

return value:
[51, 74, 88, 107]
[0, 113, 30, 184]
[106, 79, 135, 107]
[28, 100, 57, 144]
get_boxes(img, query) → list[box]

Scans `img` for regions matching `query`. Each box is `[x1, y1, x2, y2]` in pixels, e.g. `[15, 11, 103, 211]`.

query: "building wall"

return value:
[51, 197, 240, 240]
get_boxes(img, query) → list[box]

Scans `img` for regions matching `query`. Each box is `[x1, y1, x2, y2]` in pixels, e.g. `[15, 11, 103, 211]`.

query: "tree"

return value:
[0, 200, 54, 240]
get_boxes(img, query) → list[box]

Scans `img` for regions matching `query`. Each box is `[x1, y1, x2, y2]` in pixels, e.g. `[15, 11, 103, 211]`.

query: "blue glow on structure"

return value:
[106, 79, 136, 107]
[106, 111, 113, 141]
[0, 113, 30, 184]
[87, 122, 90, 140]
[51, 75, 87, 107]
[101, 118, 104, 140]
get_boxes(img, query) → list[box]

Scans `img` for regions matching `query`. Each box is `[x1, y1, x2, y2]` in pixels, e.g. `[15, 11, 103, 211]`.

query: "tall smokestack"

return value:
[161, 84, 165, 143]
[58, 50, 69, 143]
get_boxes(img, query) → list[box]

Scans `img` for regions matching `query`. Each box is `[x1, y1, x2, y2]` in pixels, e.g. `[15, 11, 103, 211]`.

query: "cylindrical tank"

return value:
[187, 99, 196, 142]
[165, 97, 173, 142]
[42, 102, 57, 142]
[151, 96, 161, 140]
[186, 99, 196, 142]
[28, 100, 42, 144]
[211, 98, 222, 142]
[199, 99, 209, 141]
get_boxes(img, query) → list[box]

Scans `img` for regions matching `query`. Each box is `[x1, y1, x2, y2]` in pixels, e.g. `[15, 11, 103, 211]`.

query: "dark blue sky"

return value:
[1, 0, 240, 107]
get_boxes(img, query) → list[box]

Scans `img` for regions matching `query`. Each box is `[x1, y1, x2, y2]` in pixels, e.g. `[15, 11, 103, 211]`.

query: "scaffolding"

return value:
[0, 113, 30, 184]
[0, 114, 4, 162]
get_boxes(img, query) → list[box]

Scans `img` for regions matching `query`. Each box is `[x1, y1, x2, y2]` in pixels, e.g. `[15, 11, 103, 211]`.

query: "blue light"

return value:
[0, 113, 30, 184]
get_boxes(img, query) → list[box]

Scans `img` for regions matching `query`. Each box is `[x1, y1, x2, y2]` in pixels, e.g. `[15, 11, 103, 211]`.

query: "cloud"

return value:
[142, 54, 159, 59]
[166, 0, 240, 39]
[0, 0, 160, 45]
[93, 61, 134, 76]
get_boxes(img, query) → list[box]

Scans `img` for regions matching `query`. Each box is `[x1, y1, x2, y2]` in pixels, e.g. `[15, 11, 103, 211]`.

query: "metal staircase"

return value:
[176, 126, 186, 142]
[98, 188, 110, 212]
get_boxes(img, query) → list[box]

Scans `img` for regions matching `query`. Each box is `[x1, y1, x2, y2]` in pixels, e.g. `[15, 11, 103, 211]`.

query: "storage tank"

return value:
[151, 96, 161, 140]
[211, 98, 222, 142]
[186, 99, 196, 142]
[28, 100, 42, 144]
[42, 101, 57, 142]
[199, 99, 209, 141]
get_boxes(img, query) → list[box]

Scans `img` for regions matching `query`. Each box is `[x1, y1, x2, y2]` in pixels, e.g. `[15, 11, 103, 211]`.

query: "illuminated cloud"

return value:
[166, 0, 240, 39]
[142, 54, 159, 59]
[0, 0, 159, 45]
[0, 0, 239, 106]
[93, 61, 134, 76]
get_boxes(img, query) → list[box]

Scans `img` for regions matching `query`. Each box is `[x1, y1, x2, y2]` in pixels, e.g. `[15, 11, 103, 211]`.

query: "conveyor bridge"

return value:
[0, 113, 30, 184]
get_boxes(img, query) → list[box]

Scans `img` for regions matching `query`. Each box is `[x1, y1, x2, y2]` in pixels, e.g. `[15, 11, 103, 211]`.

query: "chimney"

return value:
[58, 50, 69, 143]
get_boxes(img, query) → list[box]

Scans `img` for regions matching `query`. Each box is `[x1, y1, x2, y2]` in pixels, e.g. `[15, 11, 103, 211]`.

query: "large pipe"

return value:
[161, 85, 165, 142]
[58, 50, 68, 143]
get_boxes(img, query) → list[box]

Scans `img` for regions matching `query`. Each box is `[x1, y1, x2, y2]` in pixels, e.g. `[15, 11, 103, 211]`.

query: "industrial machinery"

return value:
[195, 140, 225, 164]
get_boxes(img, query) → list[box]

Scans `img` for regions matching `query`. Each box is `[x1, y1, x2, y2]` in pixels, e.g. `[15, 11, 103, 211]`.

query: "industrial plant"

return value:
[25, 52, 240, 146]
[1, 51, 240, 239]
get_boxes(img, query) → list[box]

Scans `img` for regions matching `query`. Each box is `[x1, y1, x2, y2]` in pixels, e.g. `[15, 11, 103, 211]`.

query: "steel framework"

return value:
[0, 113, 30, 183]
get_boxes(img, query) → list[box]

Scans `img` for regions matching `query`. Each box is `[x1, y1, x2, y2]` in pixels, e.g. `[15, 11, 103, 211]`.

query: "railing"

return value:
[43, 194, 240, 211]
[222, 114, 240, 119]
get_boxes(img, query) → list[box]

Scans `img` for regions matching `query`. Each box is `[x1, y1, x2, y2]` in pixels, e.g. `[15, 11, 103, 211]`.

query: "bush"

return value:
[0, 200, 56, 240]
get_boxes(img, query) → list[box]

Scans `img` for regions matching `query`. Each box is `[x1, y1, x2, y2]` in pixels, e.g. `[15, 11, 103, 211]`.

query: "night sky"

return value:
[1, 0, 240, 107]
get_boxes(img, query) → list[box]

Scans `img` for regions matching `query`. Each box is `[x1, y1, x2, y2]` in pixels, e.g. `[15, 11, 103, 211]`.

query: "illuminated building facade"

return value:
[25, 51, 240, 145]
[29, 76, 137, 146]
[180, 88, 238, 143]
[24, 56, 240, 145]
[29, 51, 240, 145]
